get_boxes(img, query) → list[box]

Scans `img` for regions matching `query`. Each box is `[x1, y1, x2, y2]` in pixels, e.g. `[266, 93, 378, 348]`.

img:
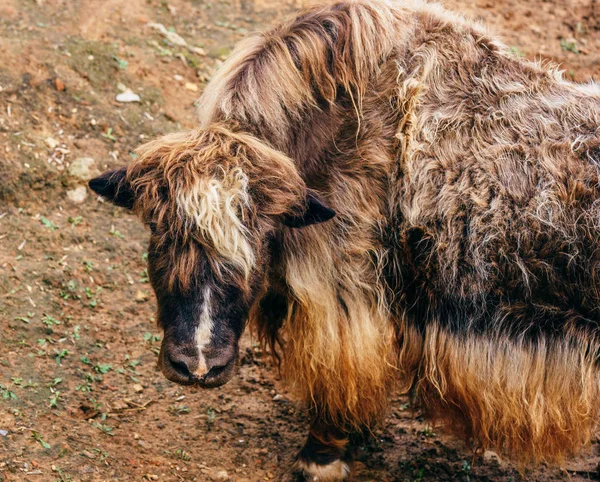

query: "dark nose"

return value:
[159, 341, 238, 388]
[159, 345, 199, 386]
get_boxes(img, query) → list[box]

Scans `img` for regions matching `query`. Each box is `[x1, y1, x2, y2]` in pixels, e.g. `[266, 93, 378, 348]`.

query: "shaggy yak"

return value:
[90, 0, 600, 479]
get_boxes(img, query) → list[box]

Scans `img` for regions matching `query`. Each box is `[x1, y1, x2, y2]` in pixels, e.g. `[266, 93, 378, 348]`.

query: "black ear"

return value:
[283, 191, 336, 228]
[88, 168, 135, 209]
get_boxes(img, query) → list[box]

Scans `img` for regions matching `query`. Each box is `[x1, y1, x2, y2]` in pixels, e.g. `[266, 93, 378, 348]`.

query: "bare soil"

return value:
[1, 0, 600, 481]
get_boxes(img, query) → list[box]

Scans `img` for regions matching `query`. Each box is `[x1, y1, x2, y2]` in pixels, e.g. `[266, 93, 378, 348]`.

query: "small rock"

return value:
[67, 157, 99, 182]
[272, 394, 283, 401]
[209, 470, 230, 481]
[147, 22, 187, 47]
[55, 78, 65, 91]
[116, 90, 141, 103]
[66, 186, 88, 204]
[483, 450, 502, 465]
[45, 137, 59, 149]
[135, 290, 149, 303]
[133, 383, 144, 393]
[111, 399, 128, 411]
[174, 74, 183, 82]
[184, 82, 198, 92]
[81, 450, 96, 459]
[189, 46, 206, 56]
[0, 429, 8, 437]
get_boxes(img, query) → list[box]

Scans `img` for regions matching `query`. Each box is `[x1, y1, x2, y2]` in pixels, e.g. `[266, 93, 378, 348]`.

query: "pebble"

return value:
[185, 82, 198, 92]
[45, 137, 58, 149]
[111, 399, 128, 411]
[147, 22, 187, 47]
[483, 450, 502, 465]
[0, 430, 7, 437]
[67, 157, 99, 182]
[66, 186, 88, 204]
[189, 45, 206, 56]
[209, 470, 230, 481]
[133, 383, 144, 393]
[116, 90, 141, 103]
[135, 290, 149, 302]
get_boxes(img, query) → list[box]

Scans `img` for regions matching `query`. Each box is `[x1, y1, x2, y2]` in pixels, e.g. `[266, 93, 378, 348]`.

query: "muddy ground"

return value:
[1, 0, 600, 481]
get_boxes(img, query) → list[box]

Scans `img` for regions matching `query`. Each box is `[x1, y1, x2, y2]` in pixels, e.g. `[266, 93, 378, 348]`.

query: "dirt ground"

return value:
[1, 0, 600, 481]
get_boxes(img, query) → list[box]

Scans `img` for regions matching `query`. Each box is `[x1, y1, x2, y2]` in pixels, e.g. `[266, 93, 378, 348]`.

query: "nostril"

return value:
[161, 349, 199, 383]
[169, 357, 191, 378]
[204, 363, 227, 379]
[159, 341, 203, 385]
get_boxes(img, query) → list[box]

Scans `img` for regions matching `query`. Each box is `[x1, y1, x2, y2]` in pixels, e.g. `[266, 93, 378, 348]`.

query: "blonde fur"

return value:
[282, 229, 397, 427]
[176, 166, 254, 277]
[417, 325, 600, 464]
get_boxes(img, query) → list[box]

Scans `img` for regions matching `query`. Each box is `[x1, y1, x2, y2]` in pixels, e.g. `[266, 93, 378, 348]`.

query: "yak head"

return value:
[89, 125, 335, 388]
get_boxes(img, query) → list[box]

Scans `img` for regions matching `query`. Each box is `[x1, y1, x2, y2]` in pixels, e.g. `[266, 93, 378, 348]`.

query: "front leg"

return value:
[292, 418, 351, 481]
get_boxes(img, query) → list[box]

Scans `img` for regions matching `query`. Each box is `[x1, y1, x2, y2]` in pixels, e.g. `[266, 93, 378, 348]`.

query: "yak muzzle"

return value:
[158, 341, 237, 389]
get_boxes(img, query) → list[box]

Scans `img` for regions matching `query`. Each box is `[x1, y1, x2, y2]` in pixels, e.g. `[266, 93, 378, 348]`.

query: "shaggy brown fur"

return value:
[127, 125, 305, 290]
[95, 0, 600, 469]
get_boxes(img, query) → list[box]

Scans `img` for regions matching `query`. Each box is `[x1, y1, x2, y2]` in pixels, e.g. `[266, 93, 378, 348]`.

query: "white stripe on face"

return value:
[194, 287, 213, 377]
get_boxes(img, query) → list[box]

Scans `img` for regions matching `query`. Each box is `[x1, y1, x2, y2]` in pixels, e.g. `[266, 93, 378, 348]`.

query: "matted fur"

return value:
[126, 0, 600, 465]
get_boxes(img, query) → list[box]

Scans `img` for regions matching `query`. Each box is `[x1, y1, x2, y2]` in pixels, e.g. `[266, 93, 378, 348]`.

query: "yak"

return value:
[89, 0, 600, 479]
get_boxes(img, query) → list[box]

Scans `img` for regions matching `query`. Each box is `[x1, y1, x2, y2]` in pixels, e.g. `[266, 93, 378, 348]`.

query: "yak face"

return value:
[89, 126, 335, 388]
